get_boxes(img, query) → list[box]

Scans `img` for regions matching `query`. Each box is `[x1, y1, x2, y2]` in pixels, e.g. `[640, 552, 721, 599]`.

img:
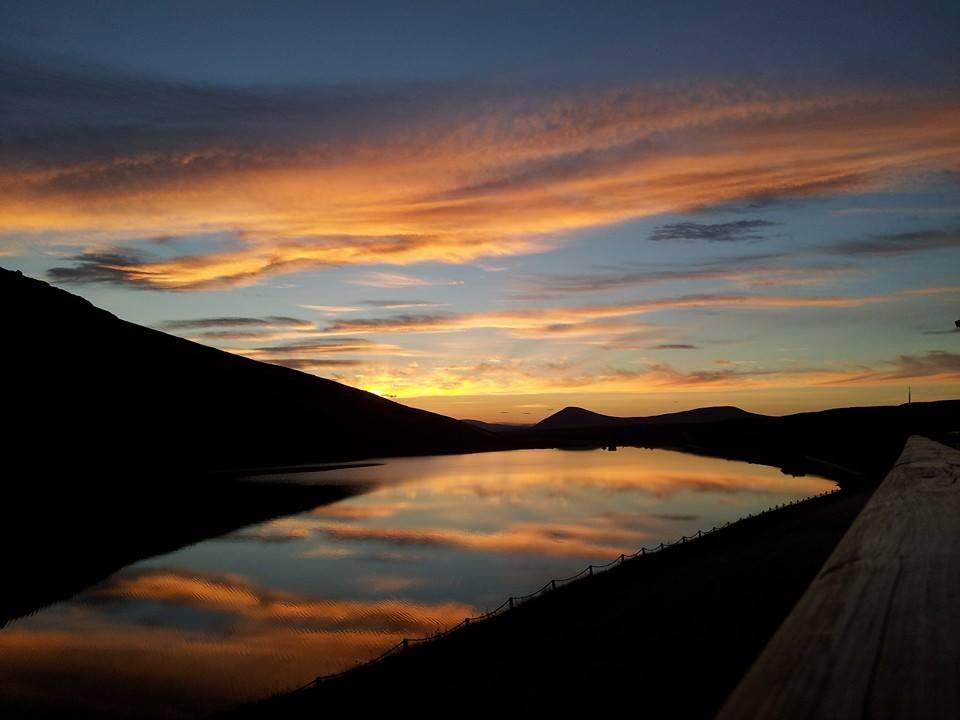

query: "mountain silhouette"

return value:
[4, 265, 958, 632]
[461, 418, 533, 432]
[3, 267, 494, 480]
[1, 267, 499, 623]
[536, 405, 763, 430]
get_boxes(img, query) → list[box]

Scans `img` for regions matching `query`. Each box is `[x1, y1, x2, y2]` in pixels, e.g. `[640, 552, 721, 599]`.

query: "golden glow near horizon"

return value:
[4, 72, 960, 417]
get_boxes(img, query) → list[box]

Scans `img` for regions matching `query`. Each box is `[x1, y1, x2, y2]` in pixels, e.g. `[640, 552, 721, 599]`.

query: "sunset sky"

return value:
[3, 1, 959, 420]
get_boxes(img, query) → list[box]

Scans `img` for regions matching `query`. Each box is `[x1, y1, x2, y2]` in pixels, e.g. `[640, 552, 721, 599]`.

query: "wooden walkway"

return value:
[718, 436, 960, 719]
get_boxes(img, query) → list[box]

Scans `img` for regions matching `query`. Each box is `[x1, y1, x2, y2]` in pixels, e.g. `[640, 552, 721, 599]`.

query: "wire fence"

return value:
[295, 487, 841, 692]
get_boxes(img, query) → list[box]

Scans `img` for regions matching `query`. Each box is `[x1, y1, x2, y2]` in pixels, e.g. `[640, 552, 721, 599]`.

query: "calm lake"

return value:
[0, 447, 834, 718]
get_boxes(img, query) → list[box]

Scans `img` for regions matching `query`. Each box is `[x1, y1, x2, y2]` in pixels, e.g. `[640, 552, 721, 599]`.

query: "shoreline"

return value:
[291, 487, 843, 691]
[0, 479, 367, 627]
[228, 486, 873, 719]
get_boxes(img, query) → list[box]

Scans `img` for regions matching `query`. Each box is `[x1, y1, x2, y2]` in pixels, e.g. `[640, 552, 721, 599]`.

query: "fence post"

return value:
[509, 597, 515, 610]
[464, 617, 470, 627]
[619, 553, 625, 564]
[551, 579, 556, 591]
[403, 639, 409, 653]
[697, 530, 702, 538]
[588, 565, 594, 576]
[641, 547, 646, 555]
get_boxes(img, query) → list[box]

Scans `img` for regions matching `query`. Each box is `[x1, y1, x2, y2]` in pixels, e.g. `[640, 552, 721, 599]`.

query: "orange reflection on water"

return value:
[315, 447, 834, 500]
[0, 569, 474, 719]
[89, 569, 473, 633]
[291, 449, 835, 559]
[0, 448, 835, 719]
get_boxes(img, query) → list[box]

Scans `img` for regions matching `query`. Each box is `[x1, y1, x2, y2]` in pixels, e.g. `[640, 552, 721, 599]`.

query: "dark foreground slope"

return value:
[231, 488, 872, 720]
[3, 267, 494, 479]
[1, 268, 492, 624]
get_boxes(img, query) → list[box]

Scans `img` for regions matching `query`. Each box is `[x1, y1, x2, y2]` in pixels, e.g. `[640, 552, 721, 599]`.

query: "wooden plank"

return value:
[717, 436, 960, 720]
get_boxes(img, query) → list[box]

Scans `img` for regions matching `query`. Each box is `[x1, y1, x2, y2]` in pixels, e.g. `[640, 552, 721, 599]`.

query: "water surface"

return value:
[0, 448, 834, 718]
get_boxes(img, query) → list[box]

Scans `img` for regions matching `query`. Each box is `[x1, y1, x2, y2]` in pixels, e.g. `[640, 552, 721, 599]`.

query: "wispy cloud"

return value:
[47, 238, 513, 290]
[522, 228, 960, 299]
[249, 338, 397, 355]
[266, 358, 366, 370]
[301, 300, 445, 313]
[519, 261, 856, 298]
[567, 350, 960, 391]
[350, 272, 464, 289]
[232, 338, 422, 363]
[319, 293, 888, 336]
[650, 219, 779, 242]
[362, 299, 447, 309]
[159, 316, 313, 331]
[299, 304, 364, 313]
[833, 206, 960, 216]
[828, 228, 960, 257]
[9, 55, 955, 290]
[317, 345, 960, 398]
[47, 249, 150, 286]
[817, 350, 960, 385]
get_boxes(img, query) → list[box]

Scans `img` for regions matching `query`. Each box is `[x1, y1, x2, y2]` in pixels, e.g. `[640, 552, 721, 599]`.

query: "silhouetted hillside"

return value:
[5, 265, 957, 629]
[1, 268, 499, 622]
[509, 400, 960, 487]
[4, 267, 494, 480]
[536, 405, 763, 430]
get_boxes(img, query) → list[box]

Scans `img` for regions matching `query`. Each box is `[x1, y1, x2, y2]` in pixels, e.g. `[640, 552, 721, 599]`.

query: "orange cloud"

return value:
[317, 293, 888, 337]
[15, 83, 959, 289]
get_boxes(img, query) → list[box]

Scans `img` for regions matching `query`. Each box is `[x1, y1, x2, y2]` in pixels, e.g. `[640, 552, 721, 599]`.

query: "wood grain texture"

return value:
[717, 436, 960, 720]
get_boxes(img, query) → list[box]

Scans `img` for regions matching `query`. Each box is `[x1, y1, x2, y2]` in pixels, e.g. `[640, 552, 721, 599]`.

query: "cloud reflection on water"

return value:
[0, 448, 834, 719]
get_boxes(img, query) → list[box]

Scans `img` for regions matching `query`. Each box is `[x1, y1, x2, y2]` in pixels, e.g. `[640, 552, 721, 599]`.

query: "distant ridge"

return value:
[462, 419, 533, 432]
[3, 267, 494, 478]
[536, 405, 764, 430]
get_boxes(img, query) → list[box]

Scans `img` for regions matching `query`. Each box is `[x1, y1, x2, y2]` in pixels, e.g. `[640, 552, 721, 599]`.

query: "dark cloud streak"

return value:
[650, 219, 779, 242]
[47, 250, 149, 287]
[523, 228, 959, 298]
[829, 229, 960, 257]
[0, 52, 448, 186]
[160, 316, 313, 331]
[268, 358, 365, 370]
